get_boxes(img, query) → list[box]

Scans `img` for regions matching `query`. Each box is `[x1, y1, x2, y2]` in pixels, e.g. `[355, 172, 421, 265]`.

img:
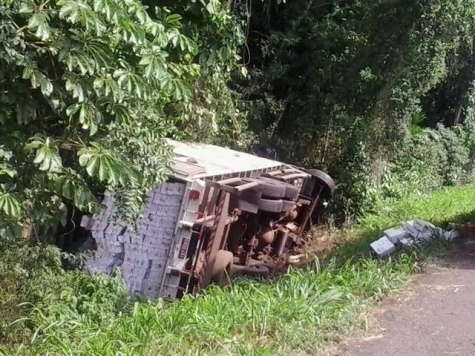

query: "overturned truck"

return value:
[85, 140, 335, 300]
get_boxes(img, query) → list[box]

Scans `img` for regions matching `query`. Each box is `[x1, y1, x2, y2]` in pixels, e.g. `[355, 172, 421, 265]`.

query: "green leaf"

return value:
[145, 22, 166, 40]
[0, 164, 17, 178]
[114, 68, 146, 99]
[167, 28, 180, 47]
[24, 140, 42, 151]
[25, 137, 62, 172]
[85, 155, 98, 176]
[49, 168, 99, 212]
[19, 2, 35, 14]
[59, 0, 105, 34]
[67, 103, 101, 136]
[94, 0, 118, 23]
[162, 77, 192, 100]
[66, 103, 81, 117]
[94, 75, 121, 100]
[61, 50, 96, 75]
[139, 51, 168, 79]
[135, 7, 149, 24]
[33, 146, 47, 164]
[65, 77, 85, 102]
[31, 70, 54, 96]
[16, 103, 37, 125]
[28, 11, 50, 40]
[77, 145, 139, 187]
[202, 1, 216, 15]
[84, 39, 111, 69]
[108, 104, 131, 123]
[0, 147, 13, 161]
[165, 14, 183, 27]
[0, 187, 22, 217]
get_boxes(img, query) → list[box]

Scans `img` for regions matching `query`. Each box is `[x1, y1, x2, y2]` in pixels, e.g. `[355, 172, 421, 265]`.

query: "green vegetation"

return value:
[3, 0, 475, 236]
[241, 0, 475, 220]
[2, 185, 473, 355]
[2, 0, 475, 354]
[0, 0, 245, 237]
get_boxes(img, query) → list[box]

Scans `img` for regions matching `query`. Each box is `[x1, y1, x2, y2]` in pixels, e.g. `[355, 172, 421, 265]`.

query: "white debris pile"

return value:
[370, 219, 460, 258]
[82, 183, 185, 299]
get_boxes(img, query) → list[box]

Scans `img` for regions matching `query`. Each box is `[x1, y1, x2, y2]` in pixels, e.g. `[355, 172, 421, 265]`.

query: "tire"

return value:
[210, 250, 233, 287]
[259, 198, 283, 213]
[281, 200, 296, 212]
[231, 263, 270, 278]
[256, 177, 300, 200]
[305, 169, 335, 198]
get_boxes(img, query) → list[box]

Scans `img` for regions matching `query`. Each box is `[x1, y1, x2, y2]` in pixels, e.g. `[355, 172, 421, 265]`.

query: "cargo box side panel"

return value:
[159, 179, 206, 299]
[86, 182, 186, 299]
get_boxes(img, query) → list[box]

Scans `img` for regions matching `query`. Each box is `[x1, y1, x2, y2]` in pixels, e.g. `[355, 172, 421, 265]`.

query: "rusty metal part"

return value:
[193, 251, 206, 278]
[193, 167, 335, 294]
[211, 177, 262, 194]
[197, 190, 230, 290]
[210, 250, 233, 286]
[278, 172, 309, 181]
[285, 222, 298, 233]
[257, 226, 276, 245]
[287, 209, 298, 220]
[244, 235, 257, 266]
[184, 185, 212, 292]
[227, 182, 262, 214]
[273, 228, 289, 257]
[298, 183, 324, 237]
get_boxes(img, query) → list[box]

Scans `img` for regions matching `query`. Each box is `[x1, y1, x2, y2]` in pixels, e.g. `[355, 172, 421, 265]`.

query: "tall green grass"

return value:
[1, 185, 475, 356]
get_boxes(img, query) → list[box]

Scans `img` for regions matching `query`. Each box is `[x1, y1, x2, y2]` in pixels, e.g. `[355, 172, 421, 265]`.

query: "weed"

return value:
[1, 185, 474, 355]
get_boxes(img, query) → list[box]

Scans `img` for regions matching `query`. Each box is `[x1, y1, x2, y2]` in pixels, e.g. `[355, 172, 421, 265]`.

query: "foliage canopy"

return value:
[0, 0, 243, 237]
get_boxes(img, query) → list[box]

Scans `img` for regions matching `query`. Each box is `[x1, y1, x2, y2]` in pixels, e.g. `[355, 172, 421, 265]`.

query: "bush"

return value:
[313, 115, 475, 224]
[0, 240, 129, 347]
[381, 117, 475, 203]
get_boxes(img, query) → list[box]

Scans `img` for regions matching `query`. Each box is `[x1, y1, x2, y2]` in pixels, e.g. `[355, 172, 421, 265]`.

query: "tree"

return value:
[0, 0, 242, 238]
[237, 0, 475, 218]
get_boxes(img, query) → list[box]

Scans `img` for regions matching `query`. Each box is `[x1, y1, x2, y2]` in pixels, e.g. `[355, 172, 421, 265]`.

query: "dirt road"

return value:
[334, 240, 475, 356]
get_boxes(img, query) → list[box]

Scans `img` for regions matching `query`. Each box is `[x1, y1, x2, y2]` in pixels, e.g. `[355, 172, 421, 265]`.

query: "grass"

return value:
[333, 185, 475, 261]
[2, 185, 475, 356]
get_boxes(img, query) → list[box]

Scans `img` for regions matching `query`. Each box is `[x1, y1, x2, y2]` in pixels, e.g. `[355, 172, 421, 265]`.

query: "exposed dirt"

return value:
[331, 239, 475, 356]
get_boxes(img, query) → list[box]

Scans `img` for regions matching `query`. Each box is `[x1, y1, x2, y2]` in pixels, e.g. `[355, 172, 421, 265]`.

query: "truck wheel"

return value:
[231, 263, 270, 278]
[281, 200, 297, 212]
[210, 250, 234, 287]
[259, 198, 283, 213]
[256, 177, 299, 200]
[305, 169, 335, 198]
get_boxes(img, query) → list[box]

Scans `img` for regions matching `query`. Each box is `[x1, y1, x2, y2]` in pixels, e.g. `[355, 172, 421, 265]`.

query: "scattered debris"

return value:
[370, 237, 396, 258]
[288, 254, 305, 264]
[370, 219, 461, 258]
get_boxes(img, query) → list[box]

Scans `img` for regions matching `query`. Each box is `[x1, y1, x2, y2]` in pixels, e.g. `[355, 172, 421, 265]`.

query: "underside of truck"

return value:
[172, 168, 335, 298]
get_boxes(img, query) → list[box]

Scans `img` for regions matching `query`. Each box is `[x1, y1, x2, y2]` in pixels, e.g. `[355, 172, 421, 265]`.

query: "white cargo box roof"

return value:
[167, 139, 286, 180]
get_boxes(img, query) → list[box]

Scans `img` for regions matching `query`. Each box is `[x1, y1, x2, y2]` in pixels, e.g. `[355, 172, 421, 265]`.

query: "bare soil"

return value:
[331, 239, 475, 356]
